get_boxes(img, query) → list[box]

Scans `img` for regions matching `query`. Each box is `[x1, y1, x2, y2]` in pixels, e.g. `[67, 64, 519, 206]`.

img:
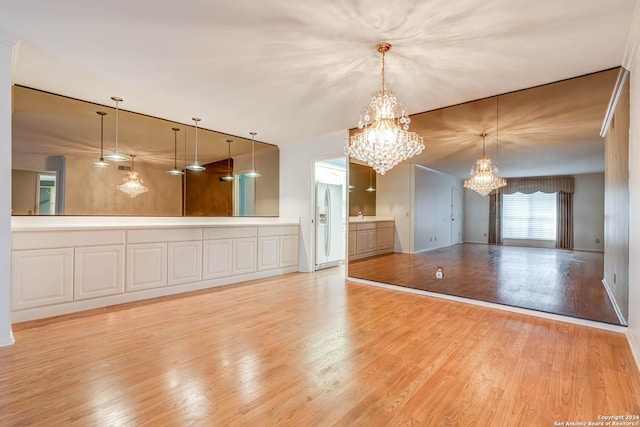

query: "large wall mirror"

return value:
[348, 68, 629, 326]
[11, 86, 279, 217]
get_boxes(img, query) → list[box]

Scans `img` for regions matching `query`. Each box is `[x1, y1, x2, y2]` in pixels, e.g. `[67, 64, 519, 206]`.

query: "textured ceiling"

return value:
[0, 0, 635, 149]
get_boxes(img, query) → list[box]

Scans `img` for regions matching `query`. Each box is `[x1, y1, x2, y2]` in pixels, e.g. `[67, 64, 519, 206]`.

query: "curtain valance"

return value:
[500, 176, 574, 195]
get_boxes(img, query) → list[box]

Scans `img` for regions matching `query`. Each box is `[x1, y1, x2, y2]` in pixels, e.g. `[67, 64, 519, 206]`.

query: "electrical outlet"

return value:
[435, 267, 444, 279]
[595, 238, 600, 244]
[614, 274, 617, 284]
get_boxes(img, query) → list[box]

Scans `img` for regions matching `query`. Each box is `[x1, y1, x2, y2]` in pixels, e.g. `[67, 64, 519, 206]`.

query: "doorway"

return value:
[314, 158, 347, 270]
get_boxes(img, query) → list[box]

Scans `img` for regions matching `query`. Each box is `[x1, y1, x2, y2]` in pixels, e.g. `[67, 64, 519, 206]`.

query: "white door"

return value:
[451, 187, 462, 245]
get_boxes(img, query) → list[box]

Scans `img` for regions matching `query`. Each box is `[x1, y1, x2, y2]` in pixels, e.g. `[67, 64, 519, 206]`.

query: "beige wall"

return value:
[11, 169, 37, 215]
[64, 155, 182, 216]
[604, 76, 630, 321]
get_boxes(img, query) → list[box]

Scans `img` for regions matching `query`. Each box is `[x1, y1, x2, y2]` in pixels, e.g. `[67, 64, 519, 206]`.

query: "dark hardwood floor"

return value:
[349, 243, 621, 325]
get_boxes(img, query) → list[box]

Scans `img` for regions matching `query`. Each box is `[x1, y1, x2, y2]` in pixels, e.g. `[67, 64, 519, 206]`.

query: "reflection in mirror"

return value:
[11, 86, 279, 216]
[348, 68, 629, 325]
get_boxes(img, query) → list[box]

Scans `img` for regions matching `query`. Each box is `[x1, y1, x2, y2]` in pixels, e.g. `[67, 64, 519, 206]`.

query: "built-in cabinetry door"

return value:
[258, 236, 280, 271]
[168, 241, 202, 286]
[75, 245, 125, 300]
[376, 227, 394, 250]
[348, 230, 357, 256]
[356, 230, 369, 254]
[203, 239, 233, 279]
[11, 248, 74, 310]
[232, 238, 257, 275]
[280, 234, 299, 268]
[126, 243, 167, 291]
[367, 229, 377, 251]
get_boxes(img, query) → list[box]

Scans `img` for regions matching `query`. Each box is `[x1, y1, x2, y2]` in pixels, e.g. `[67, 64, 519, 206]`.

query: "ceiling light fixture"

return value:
[104, 96, 130, 162]
[166, 127, 184, 176]
[186, 117, 205, 171]
[246, 132, 261, 178]
[91, 111, 111, 168]
[117, 154, 149, 198]
[345, 42, 424, 175]
[463, 131, 506, 197]
[365, 168, 376, 192]
[221, 139, 234, 181]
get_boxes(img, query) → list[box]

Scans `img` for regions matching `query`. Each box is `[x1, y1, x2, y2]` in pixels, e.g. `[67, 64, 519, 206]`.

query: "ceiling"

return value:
[0, 0, 635, 150]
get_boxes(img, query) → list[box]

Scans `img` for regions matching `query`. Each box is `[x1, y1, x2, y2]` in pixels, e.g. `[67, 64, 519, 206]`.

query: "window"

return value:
[503, 191, 556, 240]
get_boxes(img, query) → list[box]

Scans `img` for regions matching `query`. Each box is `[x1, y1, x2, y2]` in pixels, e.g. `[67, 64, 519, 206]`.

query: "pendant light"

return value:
[221, 139, 234, 181]
[117, 154, 148, 198]
[365, 168, 376, 192]
[245, 131, 261, 178]
[104, 96, 130, 162]
[91, 111, 111, 168]
[186, 117, 205, 171]
[166, 127, 184, 175]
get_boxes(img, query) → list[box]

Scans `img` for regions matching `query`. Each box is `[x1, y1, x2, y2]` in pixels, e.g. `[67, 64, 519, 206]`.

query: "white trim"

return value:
[602, 278, 628, 326]
[0, 31, 20, 47]
[348, 276, 628, 333]
[626, 331, 640, 373]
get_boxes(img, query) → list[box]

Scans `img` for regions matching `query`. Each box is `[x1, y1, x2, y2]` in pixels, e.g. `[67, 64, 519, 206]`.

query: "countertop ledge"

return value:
[348, 216, 395, 223]
[12, 216, 301, 232]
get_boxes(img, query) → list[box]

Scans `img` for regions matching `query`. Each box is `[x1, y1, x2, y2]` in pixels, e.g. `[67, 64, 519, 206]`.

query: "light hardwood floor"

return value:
[1, 267, 639, 426]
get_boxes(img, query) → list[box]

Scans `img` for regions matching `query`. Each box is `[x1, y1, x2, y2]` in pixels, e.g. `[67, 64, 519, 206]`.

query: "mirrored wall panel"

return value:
[348, 68, 629, 325]
[11, 86, 279, 216]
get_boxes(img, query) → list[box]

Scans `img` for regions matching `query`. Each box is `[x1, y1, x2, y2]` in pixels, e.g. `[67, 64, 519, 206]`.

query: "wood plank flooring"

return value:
[1, 267, 639, 426]
[349, 244, 621, 325]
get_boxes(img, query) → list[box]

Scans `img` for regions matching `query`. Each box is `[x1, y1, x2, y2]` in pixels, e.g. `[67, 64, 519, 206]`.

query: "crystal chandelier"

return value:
[345, 42, 424, 175]
[117, 155, 149, 198]
[463, 133, 506, 197]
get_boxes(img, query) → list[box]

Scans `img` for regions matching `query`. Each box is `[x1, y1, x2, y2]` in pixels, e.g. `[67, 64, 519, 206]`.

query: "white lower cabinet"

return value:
[74, 245, 125, 300]
[168, 241, 202, 286]
[203, 239, 233, 279]
[280, 234, 299, 268]
[11, 248, 74, 310]
[232, 238, 257, 275]
[348, 230, 357, 256]
[258, 236, 280, 271]
[126, 243, 167, 291]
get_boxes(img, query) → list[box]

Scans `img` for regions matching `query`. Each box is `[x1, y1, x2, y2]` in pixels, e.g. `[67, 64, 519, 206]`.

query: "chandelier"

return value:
[117, 155, 149, 198]
[463, 133, 506, 197]
[345, 42, 424, 175]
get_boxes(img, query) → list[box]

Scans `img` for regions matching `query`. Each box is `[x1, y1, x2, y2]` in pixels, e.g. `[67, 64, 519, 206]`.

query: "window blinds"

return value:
[502, 191, 557, 240]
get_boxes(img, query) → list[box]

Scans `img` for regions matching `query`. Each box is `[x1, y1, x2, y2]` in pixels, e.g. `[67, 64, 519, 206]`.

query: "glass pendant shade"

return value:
[186, 117, 205, 171]
[91, 111, 112, 168]
[345, 42, 424, 175]
[365, 168, 376, 192]
[463, 133, 506, 197]
[104, 96, 130, 162]
[117, 155, 148, 198]
[166, 127, 184, 175]
[246, 131, 261, 178]
[221, 139, 234, 181]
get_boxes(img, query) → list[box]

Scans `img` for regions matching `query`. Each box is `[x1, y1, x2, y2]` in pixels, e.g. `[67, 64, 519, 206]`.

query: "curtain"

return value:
[488, 193, 503, 245]
[502, 176, 574, 195]
[556, 191, 573, 249]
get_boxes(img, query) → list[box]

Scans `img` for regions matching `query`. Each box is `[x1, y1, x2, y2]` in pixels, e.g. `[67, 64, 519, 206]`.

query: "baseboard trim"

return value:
[0, 330, 15, 347]
[602, 278, 628, 326]
[626, 331, 640, 373]
[348, 276, 628, 333]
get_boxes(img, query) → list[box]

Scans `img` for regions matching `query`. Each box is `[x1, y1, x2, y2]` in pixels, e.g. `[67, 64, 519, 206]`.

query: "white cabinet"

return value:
[349, 220, 395, 261]
[11, 248, 74, 310]
[280, 234, 299, 268]
[233, 238, 257, 275]
[74, 245, 125, 300]
[126, 243, 167, 291]
[258, 236, 280, 271]
[376, 226, 394, 250]
[168, 241, 202, 286]
[203, 239, 232, 279]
